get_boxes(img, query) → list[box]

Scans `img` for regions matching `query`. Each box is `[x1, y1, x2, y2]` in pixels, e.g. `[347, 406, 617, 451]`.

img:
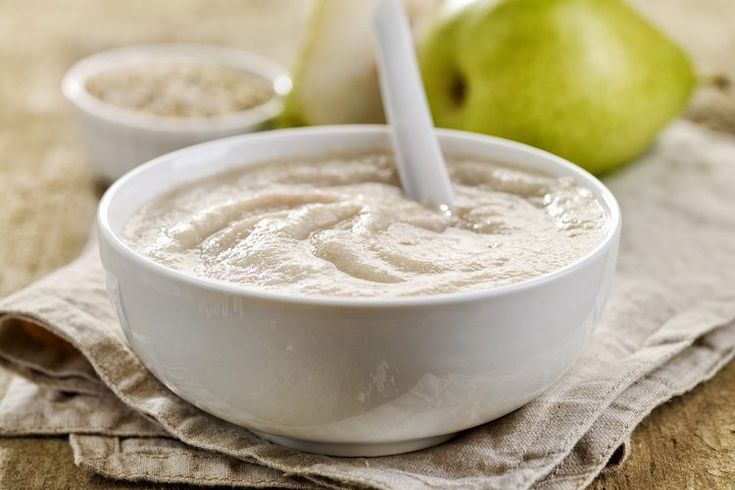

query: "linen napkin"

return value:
[0, 121, 734, 489]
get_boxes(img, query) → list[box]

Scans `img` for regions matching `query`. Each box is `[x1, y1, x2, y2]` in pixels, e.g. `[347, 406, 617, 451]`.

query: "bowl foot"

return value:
[250, 430, 456, 457]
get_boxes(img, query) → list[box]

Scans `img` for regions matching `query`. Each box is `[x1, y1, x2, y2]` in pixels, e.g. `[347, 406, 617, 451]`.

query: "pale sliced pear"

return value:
[280, 0, 440, 126]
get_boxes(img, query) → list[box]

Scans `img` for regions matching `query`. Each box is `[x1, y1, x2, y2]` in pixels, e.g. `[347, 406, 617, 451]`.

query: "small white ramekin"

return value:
[63, 44, 291, 181]
[98, 126, 621, 457]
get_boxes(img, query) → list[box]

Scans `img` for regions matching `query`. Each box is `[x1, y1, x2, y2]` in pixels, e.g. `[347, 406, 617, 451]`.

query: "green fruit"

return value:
[419, 0, 696, 174]
[279, 0, 386, 127]
[279, 0, 439, 127]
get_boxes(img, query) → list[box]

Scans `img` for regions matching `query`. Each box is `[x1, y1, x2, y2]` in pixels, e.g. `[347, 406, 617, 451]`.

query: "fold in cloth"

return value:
[0, 121, 734, 489]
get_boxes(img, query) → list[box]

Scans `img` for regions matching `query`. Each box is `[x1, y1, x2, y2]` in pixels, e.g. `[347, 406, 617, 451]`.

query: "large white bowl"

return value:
[63, 44, 291, 181]
[98, 126, 621, 457]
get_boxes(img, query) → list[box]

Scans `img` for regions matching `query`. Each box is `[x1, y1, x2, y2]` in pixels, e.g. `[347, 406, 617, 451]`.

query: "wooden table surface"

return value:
[0, 1, 733, 488]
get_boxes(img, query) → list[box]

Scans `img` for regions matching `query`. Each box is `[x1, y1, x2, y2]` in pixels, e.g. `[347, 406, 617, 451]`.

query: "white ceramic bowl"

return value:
[63, 44, 291, 181]
[98, 126, 621, 457]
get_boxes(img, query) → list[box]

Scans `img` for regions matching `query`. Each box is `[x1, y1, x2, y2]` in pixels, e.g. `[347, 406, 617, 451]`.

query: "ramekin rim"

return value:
[61, 43, 291, 134]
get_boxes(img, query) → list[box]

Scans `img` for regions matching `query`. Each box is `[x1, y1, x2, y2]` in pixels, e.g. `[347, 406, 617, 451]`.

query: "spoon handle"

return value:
[374, 0, 454, 210]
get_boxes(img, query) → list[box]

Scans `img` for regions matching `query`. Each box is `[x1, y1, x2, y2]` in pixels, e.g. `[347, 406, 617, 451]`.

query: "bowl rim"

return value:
[98, 125, 621, 308]
[61, 43, 292, 134]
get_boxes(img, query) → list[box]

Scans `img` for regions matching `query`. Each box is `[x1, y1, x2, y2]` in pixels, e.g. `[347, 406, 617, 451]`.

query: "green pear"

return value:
[419, 0, 696, 174]
[280, 0, 385, 126]
[280, 0, 440, 127]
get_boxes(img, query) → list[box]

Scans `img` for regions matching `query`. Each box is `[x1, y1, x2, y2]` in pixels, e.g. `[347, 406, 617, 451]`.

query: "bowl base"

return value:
[250, 430, 456, 457]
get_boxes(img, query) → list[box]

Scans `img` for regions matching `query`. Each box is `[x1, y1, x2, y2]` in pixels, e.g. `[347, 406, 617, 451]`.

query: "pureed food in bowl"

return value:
[85, 62, 274, 119]
[100, 128, 620, 457]
[123, 154, 609, 297]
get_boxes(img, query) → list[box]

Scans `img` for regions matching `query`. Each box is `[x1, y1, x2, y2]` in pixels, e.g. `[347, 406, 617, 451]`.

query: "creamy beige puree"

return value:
[86, 62, 273, 118]
[124, 154, 608, 297]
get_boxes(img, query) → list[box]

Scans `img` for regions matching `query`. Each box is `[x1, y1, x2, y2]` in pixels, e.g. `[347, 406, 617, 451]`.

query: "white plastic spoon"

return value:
[373, 0, 455, 212]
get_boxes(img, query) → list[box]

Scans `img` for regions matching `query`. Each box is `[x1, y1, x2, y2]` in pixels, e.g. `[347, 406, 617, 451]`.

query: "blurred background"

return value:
[0, 0, 733, 487]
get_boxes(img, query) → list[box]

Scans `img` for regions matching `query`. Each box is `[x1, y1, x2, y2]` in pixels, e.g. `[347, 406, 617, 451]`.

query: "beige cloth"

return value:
[0, 121, 733, 489]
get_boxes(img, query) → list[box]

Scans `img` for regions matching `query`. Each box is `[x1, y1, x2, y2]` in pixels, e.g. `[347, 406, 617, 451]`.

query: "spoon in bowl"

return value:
[373, 0, 455, 212]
